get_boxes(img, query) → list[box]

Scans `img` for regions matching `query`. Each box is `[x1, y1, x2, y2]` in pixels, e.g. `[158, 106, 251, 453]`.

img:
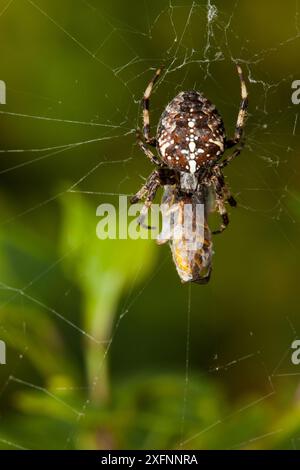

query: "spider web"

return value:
[0, 0, 299, 450]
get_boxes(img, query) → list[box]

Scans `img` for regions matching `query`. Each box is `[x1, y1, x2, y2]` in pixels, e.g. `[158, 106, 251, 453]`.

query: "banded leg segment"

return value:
[136, 130, 162, 166]
[130, 168, 177, 228]
[220, 141, 245, 169]
[130, 170, 162, 228]
[142, 68, 162, 145]
[226, 64, 248, 149]
[211, 170, 236, 234]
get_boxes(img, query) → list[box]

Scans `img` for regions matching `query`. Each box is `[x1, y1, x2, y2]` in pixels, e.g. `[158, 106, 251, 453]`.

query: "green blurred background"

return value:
[0, 0, 299, 450]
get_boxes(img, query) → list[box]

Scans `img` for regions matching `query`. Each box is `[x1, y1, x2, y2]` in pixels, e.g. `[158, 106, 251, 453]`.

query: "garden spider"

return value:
[131, 65, 248, 283]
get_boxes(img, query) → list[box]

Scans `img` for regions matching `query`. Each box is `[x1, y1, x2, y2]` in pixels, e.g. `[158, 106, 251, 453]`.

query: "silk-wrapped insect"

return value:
[156, 185, 213, 283]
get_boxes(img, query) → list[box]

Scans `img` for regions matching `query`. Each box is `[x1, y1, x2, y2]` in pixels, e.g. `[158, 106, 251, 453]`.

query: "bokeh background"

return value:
[0, 0, 299, 450]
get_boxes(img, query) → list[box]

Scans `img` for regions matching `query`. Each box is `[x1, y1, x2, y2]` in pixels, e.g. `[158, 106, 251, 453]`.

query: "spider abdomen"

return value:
[157, 91, 225, 174]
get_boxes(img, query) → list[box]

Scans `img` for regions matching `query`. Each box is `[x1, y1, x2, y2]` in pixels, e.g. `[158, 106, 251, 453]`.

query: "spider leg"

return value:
[212, 198, 229, 235]
[225, 64, 248, 150]
[130, 170, 160, 204]
[222, 187, 237, 207]
[136, 130, 162, 166]
[131, 168, 177, 229]
[220, 142, 244, 169]
[213, 168, 237, 207]
[211, 170, 235, 234]
[130, 170, 162, 229]
[227, 194, 237, 207]
[142, 68, 162, 146]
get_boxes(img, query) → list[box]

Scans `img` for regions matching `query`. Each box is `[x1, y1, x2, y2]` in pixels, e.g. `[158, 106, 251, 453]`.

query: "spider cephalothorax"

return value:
[131, 66, 248, 284]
